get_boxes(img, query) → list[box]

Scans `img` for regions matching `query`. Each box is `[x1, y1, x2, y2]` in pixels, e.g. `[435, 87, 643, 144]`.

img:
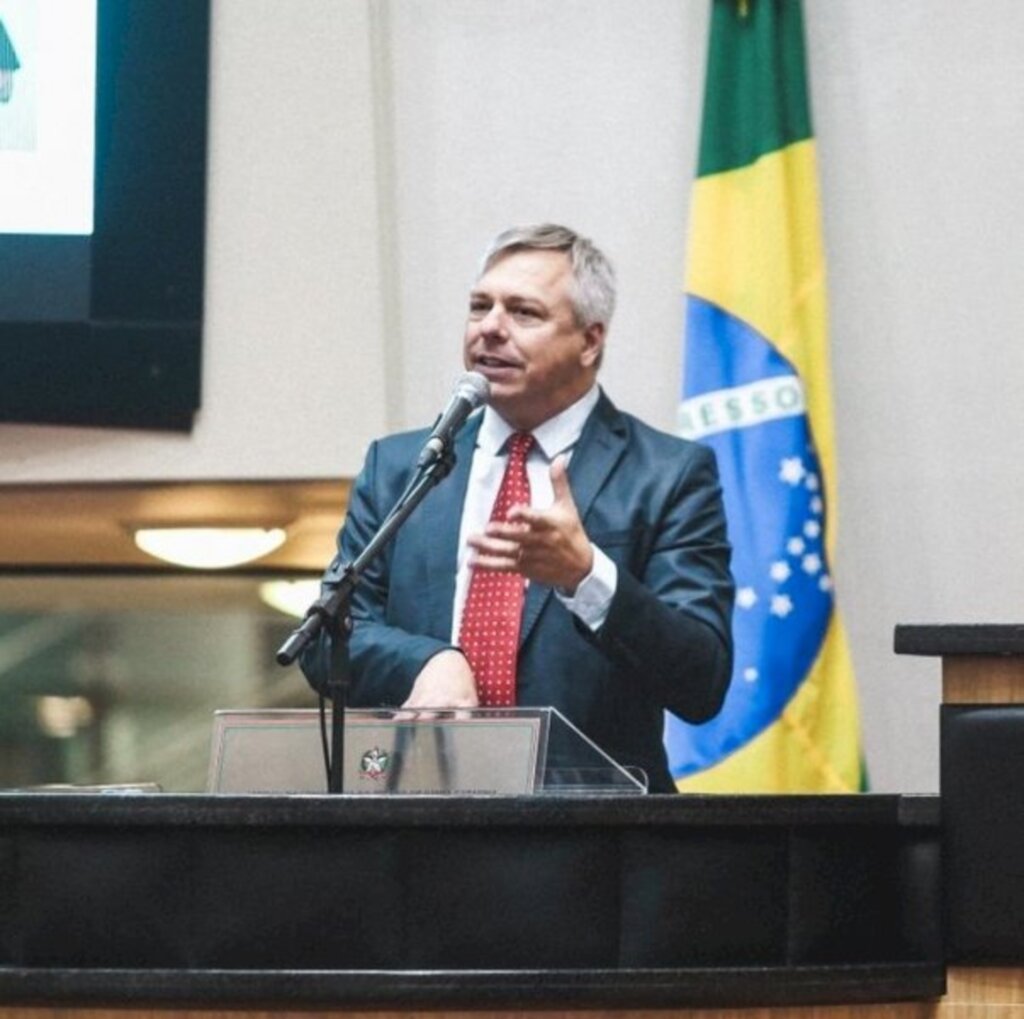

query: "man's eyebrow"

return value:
[468, 288, 546, 309]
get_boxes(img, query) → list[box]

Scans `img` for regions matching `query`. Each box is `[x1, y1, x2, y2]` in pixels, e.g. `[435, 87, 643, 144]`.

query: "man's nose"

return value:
[478, 304, 508, 337]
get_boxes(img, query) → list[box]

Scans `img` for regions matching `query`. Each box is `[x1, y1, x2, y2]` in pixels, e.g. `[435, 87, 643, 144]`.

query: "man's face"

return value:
[463, 249, 604, 432]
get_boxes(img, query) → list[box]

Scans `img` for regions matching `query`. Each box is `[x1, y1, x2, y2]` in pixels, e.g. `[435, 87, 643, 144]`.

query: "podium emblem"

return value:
[359, 746, 392, 781]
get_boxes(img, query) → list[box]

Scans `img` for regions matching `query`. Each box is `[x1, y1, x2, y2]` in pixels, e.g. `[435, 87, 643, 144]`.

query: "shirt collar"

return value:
[478, 384, 601, 459]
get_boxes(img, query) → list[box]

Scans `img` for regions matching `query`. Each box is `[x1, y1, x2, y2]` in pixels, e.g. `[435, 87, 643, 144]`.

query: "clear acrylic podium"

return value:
[208, 707, 646, 796]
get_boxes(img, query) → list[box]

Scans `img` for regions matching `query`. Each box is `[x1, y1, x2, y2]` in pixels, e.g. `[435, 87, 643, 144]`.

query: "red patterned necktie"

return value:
[459, 431, 535, 706]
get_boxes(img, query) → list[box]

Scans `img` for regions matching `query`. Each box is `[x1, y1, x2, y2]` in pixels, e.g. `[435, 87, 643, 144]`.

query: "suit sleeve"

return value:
[585, 443, 734, 723]
[299, 440, 453, 706]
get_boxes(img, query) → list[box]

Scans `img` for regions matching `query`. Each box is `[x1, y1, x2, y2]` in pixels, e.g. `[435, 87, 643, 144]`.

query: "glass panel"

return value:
[207, 706, 647, 796]
[0, 574, 315, 791]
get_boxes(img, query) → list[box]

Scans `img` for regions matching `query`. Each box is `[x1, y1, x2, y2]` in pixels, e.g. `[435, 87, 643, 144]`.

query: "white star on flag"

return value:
[819, 574, 833, 592]
[770, 594, 794, 618]
[802, 553, 822, 574]
[810, 496, 824, 514]
[779, 457, 806, 486]
[803, 520, 822, 539]
[743, 667, 759, 682]
[786, 536, 806, 556]
[769, 561, 791, 583]
[805, 473, 820, 491]
[736, 587, 758, 609]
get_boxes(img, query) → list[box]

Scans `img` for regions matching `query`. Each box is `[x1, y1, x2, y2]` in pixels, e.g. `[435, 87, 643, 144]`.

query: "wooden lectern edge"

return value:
[894, 625, 1024, 704]
[941, 657, 1024, 705]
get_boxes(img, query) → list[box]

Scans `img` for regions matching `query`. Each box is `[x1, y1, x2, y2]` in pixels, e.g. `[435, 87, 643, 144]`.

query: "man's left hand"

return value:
[466, 455, 593, 593]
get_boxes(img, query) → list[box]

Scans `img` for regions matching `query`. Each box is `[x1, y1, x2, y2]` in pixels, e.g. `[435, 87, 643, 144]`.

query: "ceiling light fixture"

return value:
[133, 527, 287, 569]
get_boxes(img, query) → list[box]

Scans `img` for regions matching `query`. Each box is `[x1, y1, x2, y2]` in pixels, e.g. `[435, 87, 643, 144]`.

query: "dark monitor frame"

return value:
[0, 0, 210, 432]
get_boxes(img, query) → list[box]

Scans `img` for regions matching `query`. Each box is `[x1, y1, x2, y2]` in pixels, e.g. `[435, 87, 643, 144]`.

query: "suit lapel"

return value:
[421, 413, 482, 640]
[519, 391, 628, 647]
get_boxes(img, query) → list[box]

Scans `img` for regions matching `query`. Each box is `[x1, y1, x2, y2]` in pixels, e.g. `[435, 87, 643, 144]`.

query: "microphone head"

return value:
[455, 370, 490, 409]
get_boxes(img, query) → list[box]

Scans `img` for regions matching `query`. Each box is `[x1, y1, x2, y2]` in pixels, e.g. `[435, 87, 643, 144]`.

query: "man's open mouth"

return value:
[476, 355, 520, 370]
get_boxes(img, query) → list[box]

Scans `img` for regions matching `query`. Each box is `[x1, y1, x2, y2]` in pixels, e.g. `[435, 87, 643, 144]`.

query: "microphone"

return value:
[417, 371, 490, 467]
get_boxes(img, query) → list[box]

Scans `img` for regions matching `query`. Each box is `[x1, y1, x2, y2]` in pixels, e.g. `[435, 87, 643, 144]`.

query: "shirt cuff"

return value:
[555, 544, 617, 631]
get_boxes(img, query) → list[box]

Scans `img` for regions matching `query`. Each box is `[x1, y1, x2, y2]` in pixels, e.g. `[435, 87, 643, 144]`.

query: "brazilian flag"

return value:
[666, 0, 863, 792]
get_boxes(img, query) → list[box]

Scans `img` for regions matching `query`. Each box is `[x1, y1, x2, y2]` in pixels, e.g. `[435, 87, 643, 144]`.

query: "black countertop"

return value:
[0, 790, 941, 828]
[896, 623, 1024, 657]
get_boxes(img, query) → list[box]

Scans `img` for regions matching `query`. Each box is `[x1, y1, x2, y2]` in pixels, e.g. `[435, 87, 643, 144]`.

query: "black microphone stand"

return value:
[276, 447, 457, 793]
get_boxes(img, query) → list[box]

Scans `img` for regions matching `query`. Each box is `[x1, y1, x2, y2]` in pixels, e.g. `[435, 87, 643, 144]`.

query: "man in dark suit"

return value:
[302, 224, 734, 792]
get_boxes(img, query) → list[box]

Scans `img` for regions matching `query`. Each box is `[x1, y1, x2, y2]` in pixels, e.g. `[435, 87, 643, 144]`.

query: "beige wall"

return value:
[2, 0, 1023, 792]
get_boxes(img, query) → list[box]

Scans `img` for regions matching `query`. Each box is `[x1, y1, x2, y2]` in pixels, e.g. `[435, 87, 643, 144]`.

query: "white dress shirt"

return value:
[451, 385, 617, 644]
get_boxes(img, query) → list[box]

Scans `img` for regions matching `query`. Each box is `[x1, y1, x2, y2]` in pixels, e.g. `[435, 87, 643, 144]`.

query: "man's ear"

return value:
[581, 322, 605, 368]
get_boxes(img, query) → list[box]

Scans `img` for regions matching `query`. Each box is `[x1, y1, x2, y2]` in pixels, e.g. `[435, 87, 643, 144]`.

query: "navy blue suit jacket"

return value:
[302, 392, 734, 792]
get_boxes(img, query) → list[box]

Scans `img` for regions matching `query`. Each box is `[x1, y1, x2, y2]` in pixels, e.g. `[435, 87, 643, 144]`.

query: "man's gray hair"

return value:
[480, 223, 617, 330]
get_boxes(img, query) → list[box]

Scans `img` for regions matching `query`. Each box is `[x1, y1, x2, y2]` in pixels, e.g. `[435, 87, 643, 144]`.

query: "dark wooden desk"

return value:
[0, 793, 942, 1010]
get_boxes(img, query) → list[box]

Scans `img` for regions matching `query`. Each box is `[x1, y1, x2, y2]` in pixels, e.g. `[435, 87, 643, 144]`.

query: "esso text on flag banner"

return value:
[677, 375, 806, 442]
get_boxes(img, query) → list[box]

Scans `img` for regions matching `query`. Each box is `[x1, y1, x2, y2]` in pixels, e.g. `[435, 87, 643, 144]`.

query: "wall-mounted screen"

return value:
[0, 0, 209, 431]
